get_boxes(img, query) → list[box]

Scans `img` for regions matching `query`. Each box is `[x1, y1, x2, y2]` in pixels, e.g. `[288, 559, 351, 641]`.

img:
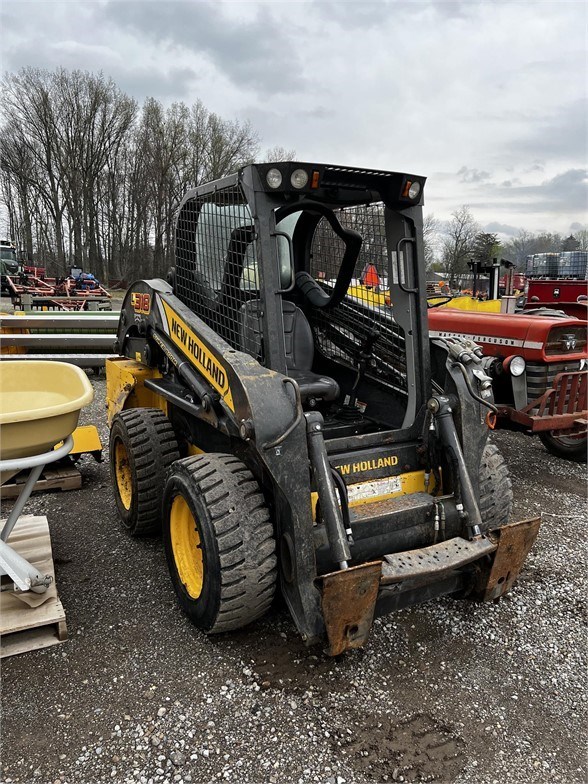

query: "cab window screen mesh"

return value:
[175, 186, 262, 358]
[308, 204, 407, 394]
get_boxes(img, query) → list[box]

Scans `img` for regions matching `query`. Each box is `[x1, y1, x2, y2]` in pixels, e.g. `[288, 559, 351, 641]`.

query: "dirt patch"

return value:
[0, 381, 586, 784]
[333, 712, 466, 782]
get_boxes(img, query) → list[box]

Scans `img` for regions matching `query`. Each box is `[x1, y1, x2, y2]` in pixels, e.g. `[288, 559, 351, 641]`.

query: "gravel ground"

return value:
[1, 377, 586, 784]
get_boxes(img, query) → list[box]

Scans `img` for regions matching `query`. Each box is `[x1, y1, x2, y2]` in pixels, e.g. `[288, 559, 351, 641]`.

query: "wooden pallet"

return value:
[1, 515, 67, 658]
[1, 463, 81, 499]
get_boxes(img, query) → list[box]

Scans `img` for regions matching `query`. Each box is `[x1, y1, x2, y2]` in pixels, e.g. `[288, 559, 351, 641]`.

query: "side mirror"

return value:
[275, 231, 295, 292]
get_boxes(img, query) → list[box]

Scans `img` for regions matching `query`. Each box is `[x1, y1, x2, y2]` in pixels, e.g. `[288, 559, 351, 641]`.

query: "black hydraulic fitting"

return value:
[305, 411, 351, 569]
[428, 395, 483, 539]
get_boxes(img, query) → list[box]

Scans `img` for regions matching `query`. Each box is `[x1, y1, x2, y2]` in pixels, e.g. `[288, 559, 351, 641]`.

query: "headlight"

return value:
[508, 355, 526, 377]
[408, 181, 421, 200]
[266, 168, 282, 189]
[580, 358, 587, 370]
[290, 169, 308, 189]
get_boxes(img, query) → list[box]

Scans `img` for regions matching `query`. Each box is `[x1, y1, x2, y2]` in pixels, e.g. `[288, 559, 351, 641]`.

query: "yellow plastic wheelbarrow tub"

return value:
[0, 361, 94, 461]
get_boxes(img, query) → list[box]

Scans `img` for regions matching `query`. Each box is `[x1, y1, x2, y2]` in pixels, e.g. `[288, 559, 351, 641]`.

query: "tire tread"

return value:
[110, 408, 179, 536]
[479, 443, 512, 531]
[166, 454, 277, 633]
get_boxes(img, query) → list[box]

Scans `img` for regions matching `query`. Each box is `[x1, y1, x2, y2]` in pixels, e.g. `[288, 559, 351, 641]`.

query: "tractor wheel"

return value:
[478, 443, 513, 531]
[162, 454, 277, 633]
[539, 432, 587, 463]
[109, 408, 179, 536]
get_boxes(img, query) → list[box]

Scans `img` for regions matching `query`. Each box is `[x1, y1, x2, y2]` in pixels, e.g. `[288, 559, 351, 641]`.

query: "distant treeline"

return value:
[425, 206, 587, 285]
[2, 68, 584, 286]
[0, 68, 263, 282]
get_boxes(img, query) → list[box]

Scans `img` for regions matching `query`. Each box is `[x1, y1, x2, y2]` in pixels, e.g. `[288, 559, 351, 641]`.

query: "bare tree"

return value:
[0, 67, 279, 284]
[574, 228, 588, 250]
[441, 206, 479, 287]
[204, 113, 259, 181]
[501, 229, 536, 268]
[137, 99, 190, 276]
[423, 213, 440, 272]
[51, 69, 136, 278]
[262, 146, 296, 162]
[1, 68, 68, 271]
[1, 68, 137, 277]
[532, 232, 563, 253]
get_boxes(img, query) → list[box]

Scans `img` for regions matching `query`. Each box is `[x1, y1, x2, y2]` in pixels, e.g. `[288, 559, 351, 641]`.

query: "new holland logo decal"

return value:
[161, 301, 234, 411]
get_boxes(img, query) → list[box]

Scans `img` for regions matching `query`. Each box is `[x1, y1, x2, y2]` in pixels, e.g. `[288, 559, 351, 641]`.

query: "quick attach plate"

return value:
[321, 561, 382, 656]
[475, 516, 541, 601]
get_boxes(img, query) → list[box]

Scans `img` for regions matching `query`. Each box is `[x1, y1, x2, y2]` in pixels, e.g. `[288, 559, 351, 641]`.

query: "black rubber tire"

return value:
[109, 408, 179, 536]
[539, 432, 587, 463]
[478, 443, 513, 532]
[162, 454, 277, 634]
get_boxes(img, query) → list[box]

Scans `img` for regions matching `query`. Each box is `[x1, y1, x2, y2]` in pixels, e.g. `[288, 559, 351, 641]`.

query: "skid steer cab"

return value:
[106, 162, 540, 655]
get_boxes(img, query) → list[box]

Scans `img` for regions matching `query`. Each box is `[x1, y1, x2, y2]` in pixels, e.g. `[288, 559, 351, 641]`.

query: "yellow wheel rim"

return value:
[170, 494, 204, 599]
[114, 441, 133, 510]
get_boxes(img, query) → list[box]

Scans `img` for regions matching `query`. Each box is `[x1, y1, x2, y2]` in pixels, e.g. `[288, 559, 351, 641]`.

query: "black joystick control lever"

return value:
[346, 329, 380, 409]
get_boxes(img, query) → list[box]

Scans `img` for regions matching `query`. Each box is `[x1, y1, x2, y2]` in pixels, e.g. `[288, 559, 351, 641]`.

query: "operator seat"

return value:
[239, 300, 340, 404]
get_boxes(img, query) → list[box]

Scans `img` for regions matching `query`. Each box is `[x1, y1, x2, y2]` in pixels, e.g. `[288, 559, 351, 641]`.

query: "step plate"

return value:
[381, 537, 497, 584]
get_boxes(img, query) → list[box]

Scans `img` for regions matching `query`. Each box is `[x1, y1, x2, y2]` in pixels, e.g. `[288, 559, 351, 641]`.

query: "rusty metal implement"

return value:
[476, 517, 541, 601]
[321, 561, 382, 656]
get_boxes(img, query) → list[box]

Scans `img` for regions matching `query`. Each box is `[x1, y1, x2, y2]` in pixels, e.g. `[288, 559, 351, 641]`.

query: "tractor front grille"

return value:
[526, 360, 583, 406]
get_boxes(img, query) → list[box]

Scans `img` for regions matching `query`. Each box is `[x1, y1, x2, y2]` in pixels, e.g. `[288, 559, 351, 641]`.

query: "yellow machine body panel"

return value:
[347, 284, 388, 310]
[54, 425, 103, 458]
[311, 469, 430, 521]
[106, 357, 166, 425]
[70, 425, 103, 455]
[429, 296, 502, 313]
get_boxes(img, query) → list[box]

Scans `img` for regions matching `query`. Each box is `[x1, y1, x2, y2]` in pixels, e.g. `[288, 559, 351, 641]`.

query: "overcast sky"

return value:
[1, 0, 586, 238]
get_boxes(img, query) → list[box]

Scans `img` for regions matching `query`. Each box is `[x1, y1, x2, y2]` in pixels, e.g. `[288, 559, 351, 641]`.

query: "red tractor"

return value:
[524, 279, 588, 320]
[428, 307, 587, 461]
[523, 250, 587, 319]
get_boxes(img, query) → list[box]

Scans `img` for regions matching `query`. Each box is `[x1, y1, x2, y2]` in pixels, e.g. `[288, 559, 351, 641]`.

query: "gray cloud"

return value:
[431, 0, 478, 20]
[0, 0, 585, 235]
[524, 162, 545, 174]
[466, 169, 587, 214]
[3, 31, 198, 103]
[319, 1, 395, 29]
[458, 166, 492, 184]
[115, 67, 199, 104]
[510, 100, 587, 162]
[100, 1, 306, 94]
[489, 169, 588, 215]
[484, 222, 522, 237]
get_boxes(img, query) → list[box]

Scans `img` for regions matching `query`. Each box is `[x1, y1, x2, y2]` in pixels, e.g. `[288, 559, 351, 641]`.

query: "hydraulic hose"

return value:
[452, 362, 498, 414]
[429, 395, 484, 539]
[306, 412, 351, 569]
[263, 378, 302, 450]
[330, 468, 354, 544]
